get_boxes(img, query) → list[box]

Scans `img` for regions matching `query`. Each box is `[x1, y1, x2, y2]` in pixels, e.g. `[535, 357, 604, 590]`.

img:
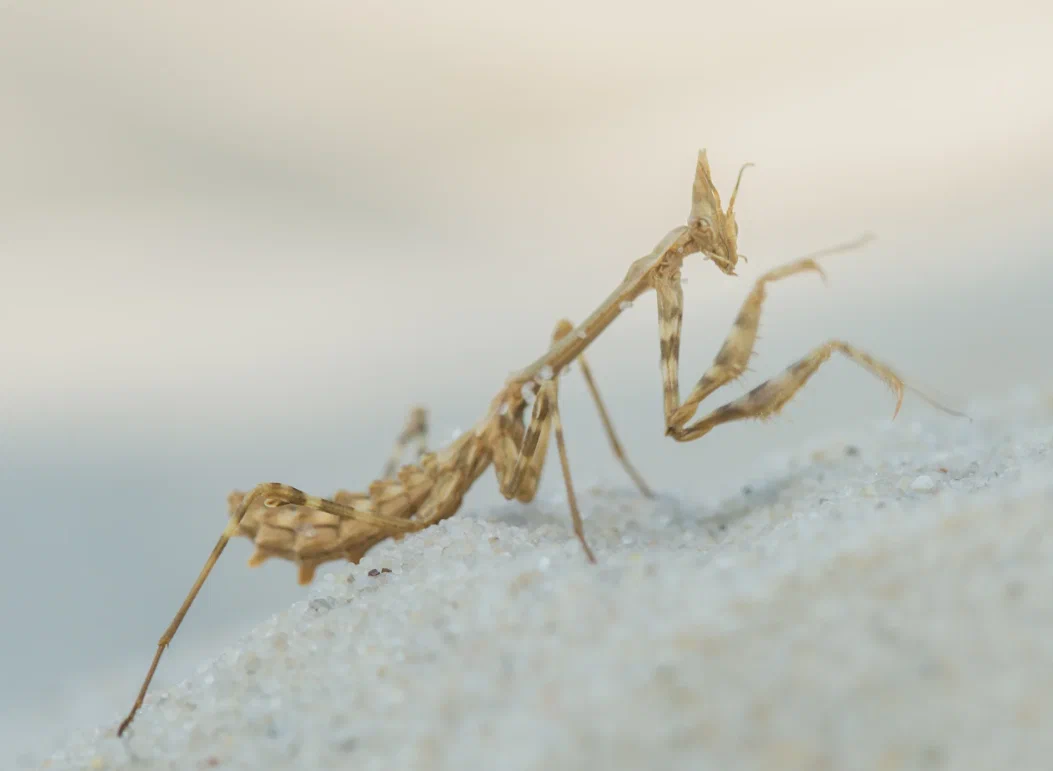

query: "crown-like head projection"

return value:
[688, 149, 752, 274]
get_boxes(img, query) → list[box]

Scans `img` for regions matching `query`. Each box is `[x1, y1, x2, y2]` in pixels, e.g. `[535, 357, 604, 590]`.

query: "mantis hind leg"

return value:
[381, 405, 429, 478]
[552, 319, 653, 498]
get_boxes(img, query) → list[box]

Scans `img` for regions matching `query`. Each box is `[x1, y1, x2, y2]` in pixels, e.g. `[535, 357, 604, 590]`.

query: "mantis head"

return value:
[688, 149, 752, 275]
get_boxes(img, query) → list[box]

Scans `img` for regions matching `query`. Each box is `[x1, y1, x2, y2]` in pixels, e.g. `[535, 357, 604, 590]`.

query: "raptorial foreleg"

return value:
[490, 376, 595, 563]
[667, 340, 962, 442]
[651, 238, 961, 442]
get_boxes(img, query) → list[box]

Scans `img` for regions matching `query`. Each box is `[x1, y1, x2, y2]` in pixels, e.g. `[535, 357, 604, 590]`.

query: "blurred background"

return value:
[2, 0, 1051, 763]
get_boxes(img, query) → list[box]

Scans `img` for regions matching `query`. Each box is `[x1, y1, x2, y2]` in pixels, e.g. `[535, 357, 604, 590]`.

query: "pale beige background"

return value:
[1, 1, 1051, 762]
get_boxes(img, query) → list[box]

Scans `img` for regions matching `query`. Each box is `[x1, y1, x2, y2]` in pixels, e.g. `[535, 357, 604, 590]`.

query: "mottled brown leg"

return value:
[494, 382, 553, 505]
[655, 240, 960, 439]
[492, 378, 596, 562]
[225, 406, 429, 526]
[381, 405, 429, 478]
[668, 340, 957, 442]
[552, 319, 653, 498]
[658, 254, 827, 434]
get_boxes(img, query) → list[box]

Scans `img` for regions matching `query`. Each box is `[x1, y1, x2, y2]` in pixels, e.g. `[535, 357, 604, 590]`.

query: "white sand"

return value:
[42, 391, 1053, 770]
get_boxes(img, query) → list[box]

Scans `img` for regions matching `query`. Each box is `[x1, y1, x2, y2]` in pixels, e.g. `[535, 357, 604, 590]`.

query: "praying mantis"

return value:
[117, 149, 961, 736]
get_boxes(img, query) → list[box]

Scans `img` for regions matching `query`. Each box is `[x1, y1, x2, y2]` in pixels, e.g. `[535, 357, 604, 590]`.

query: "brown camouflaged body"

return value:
[120, 150, 960, 736]
[227, 427, 496, 584]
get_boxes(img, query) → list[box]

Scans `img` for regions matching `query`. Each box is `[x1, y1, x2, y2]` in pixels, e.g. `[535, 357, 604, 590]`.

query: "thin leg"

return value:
[552, 319, 653, 498]
[118, 482, 429, 736]
[491, 378, 596, 562]
[381, 405, 429, 478]
[118, 484, 274, 736]
[548, 381, 596, 563]
[228, 406, 428, 510]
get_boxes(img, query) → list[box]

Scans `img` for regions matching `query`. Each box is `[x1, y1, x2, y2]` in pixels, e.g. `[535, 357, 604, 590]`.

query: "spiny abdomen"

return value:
[226, 434, 492, 584]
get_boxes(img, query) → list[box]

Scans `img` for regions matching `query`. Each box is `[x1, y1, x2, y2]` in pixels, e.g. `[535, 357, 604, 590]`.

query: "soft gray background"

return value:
[2, 0, 1051, 763]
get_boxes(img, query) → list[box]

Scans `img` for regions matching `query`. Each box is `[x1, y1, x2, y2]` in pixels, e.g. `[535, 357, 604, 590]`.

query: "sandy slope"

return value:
[41, 391, 1053, 770]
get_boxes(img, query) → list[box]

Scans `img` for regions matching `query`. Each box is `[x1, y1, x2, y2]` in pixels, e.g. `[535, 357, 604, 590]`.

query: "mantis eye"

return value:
[695, 217, 712, 230]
